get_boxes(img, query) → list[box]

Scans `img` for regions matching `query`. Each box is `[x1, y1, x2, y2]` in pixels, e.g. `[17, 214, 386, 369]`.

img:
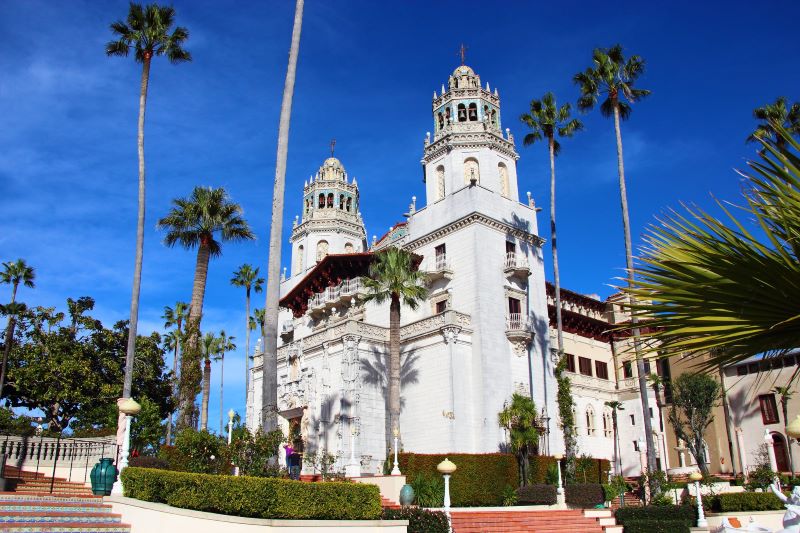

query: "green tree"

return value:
[498, 393, 539, 486]
[261, 0, 305, 432]
[162, 301, 189, 445]
[157, 186, 254, 429]
[747, 97, 800, 150]
[231, 264, 264, 409]
[604, 400, 624, 475]
[555, 355, 576, 466]
[623, 127, 800, 368]
[199, 332, 220, 431]
[1, 259, 35, 398]
[573, 44, 655, 472]
[773, 385, 795, 476]
[106, 3, 190, 403]
[667, 373, 721, 476]
[213, 331, 236, 435]
[362, 247, 427, 443]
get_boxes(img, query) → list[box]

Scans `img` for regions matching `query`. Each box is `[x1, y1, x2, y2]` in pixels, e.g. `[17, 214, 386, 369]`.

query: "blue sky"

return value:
[1, 0, 798, 431]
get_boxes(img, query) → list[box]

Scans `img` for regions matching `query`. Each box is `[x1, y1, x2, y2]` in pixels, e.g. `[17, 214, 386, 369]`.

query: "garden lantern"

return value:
[689, 471, 707, 528]
[111, 397, 141, 495]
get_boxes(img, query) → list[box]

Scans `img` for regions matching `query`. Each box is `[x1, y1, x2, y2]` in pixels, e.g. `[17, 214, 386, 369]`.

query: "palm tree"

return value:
[1, 259, 35, 398]
[774, 385, 795, 476]
[106, 3, 190, 403]
[250, 308, 266, 334]
[200, 332, 220, 431]
[362, 247, 427, 442]
[747, 97, 800, 151]
[261, 0, 305, 432]
[498, 393, 539, 486]
[158, 187, 255, 428]
[231, 265, 264, 409]
[574, 44, 656, 472]
[604, 400, 625, 475]
[162, 301, 189, 445]
[213, 332, 236, 435]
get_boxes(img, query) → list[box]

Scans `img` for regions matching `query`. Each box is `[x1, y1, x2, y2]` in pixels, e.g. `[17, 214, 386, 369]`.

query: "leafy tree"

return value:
[362, 247, 427, 442]
[231, 264, 263, 408]
[747, 97, 800, 150]
[498, 393, 539, 486]
[213, 331, 236, 435]
[261, 0, 305, 432]
[667, 373, 721, 476]
[624, 127, 800, 368]
[162, 301, 189, 445]
[229, 426, 285, 477]
[556, 354, 577, 468]
[157, 186, 254, 428]
[573, 43, 655, 472]
[106, 3, 191, 404]
[0, 259, 35, 398]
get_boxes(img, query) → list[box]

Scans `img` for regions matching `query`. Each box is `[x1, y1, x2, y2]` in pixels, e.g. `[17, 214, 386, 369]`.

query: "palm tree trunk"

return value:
[262, 0, 304, 432]
[180, 242, 210, 428]
[0, 317, 16, 399]
[613, 101, 657, 473]
[549, 136, 565, 359]
[201, 357, 211, 430]
[244, 288, 250, 410]
[782, 397, 796, 476]
[613, 411, 620, 475]
[389, 294, 401, 440]
[165, 324, 180, 445]
[219, 354, 224, 435]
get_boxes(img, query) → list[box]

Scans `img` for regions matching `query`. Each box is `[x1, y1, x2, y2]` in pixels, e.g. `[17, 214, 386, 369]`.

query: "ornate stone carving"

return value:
[405, 212, 545, 251]
[441, 326, 461, 345]
[512, 340, 530, 356]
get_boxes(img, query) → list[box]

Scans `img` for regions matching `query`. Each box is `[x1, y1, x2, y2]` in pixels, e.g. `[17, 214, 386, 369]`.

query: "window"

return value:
[437, 112, 444, 130]
[565, 353, 576, 373]
[436, 166, 445, 200]
[434, 244, 447, 270]
[623, 361, 633, 379]
[316, 240, 329, 262]
[326, 193, 334, 207]
[759, 394, 780, 425]
[318, 193, 325, 208]
[630, 414, 635, 426]
[508, 297, 521, 315]
[506, 241, 516, 254]
[344, 242, 354, 254]
[585, 407, 595, 436]
[464, 158, 480, 184]
[603, 410, 613, 438]
[339, 194, 345, 209]
[578, 357, 593, 376]
[436, 300, 447, 314]
[499, 163, 509, 198]
[643, 361, 652, 375]
[595, 361, 609, 380]
[468, 102, 478, 121]
[633, 440, 640, 452]
[346, 197, 352, 212]
[457, 103, 467, 122]
[294, 245, 304, 275]
[649, 408, 653, 418]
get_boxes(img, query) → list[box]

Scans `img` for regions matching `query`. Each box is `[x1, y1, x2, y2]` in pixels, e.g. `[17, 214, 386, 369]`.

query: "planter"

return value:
[399, 484, 415, 506]
[90, 457, 118, 496]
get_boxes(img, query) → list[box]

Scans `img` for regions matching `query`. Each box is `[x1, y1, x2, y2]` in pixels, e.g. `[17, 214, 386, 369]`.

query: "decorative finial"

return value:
[330, 138, 336, 157]
[486, 82, 490, 91]
[441, 83, 446, 94]
[433, 90, 437, 99]
[458, 43, 467, 65]
[494, 88, 498, 97]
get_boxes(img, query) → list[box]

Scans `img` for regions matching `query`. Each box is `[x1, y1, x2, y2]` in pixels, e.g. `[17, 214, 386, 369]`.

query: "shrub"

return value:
[399, 453, 517, 506]
[382, 507, 448, 533]
[603, 475, 630, 502]
[170, 429, 229, 474]
[615, 504, 696, 530]
[128, 456, 170, 470]
[516, 484, 557, 505]
[502, 485, 518, 506]
[566, 483, 604, 508]
[621, 520, 691, 533]
[121, 467, 381, 519]
[528, 455, 610, 485]
[410, 472, 444, 508]
[709, 492, 783, 512]
[229, 427, 285, 478]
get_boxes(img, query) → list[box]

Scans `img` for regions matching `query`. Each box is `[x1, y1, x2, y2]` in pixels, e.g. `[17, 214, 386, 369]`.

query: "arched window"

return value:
[437, 112, 444, 130]
[344, 242, 354, 254]
[318, 193, 325, 208]
[464, 158, 480, 185]
[339, 194, 345, 209]
[326, 193, 334, 208]
[295, 245, 304, 275]
[316, 240, 329, 262]
[483, 105, 489, 121]
[468, 103, 478, 121]
[491, 110, 497, 127]
[499, 163, 509, 197]
[603, 409, 613, 438]
[445, 107, 452, 125]
[571, 406, 578, 431]
[436, 166, 445, 200]
[346, 197, 352, 212]
[457, 103, 467, 122]
[586, 406, 596, 436]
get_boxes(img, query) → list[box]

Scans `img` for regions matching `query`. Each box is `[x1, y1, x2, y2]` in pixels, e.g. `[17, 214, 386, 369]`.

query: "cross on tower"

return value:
[458, 43, 467, 65]
[330, 139, 336, 157]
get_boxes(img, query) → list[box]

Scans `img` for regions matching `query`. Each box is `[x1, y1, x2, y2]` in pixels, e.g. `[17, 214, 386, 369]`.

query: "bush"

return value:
[709, 492, 784, 512]
[410, 472, 444, 508]
[121, 467, 381, 519]
[528, 455, 610, 485]
[615, 504, 696, 531]
[168, 429, 230, 474]
[603, 475, 630, 502]
[399, 453, 517, 506]
[382, 507, 448, 533]
[229, 427, 285, 478]
[621, 520, 691, 533]
[516, 484, 557, 505]
[128, 456, 170, 470]
[566, 483, 604, 508]
[502, 485, 518, 506]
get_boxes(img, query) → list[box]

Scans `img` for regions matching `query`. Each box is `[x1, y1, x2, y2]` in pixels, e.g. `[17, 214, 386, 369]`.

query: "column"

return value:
[736, 428, 748, 476]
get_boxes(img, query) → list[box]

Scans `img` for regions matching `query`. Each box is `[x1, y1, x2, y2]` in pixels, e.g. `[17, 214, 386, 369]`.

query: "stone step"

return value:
[0, 503, 113, 513]
[0, 511, 122, 524]
[0, 522, 130, 532]
[0, 492, 103, 502]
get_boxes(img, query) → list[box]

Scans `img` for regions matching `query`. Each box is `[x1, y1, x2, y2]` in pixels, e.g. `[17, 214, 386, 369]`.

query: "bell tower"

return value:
[422, 65, 520, 205]
[288, 153, 367, 278]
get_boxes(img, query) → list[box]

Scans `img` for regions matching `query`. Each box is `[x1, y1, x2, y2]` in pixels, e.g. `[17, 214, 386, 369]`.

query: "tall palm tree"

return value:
[162, 301, 189, 445]
[747, 97, 800, 151]
[574, 44, 656, 472]
[250, 308, 266, 334]
[158, 186, 255, 428]
[1, 259, 35, 398]
[200, 332, 219, 431]
[774, 385, 795, 476]
[498, 393, 539, 486]
[261, 0, 305, 432]
[106, 3, 190, 403]
[213, 332, 236, 435]
[231, 265, 264, 409]
[605, 400, 625, 475]
[362, 247, 427, 442]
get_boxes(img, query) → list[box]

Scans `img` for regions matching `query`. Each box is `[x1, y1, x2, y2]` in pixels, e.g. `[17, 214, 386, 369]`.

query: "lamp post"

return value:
[554, 453, 565, 507]
[227, 409, 235, 444]
[437, 458, 457, 532]
[111, 397, 141, 495]
[391, 425, 401, 475]
[689, 471, 707, 528]
[346, 423, 361, 477]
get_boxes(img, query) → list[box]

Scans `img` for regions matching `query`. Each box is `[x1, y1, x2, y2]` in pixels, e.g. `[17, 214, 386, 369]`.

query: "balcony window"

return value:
[759, 394, 780, 425]
[578, 357, 592, 377]
[566, 353, 576, 373]
[595, 361, 609, 380]
[623, 361, 633, 379]
[435, 244, 447, 270]
[435, 300, 447, 314]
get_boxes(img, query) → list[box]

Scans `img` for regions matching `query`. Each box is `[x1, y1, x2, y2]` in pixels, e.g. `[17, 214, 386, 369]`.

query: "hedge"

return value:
[516, 484, 556, 505]
[121, 467, 381, 520]
[615, 504, 696, 532]
[382, 507, 448, 533]
[398, 453, 518, 506]
[528, 455, 610, 484]
[621, 520, 691, 533]
[565, 483, 604, 508]
[709, 492, 784, 512]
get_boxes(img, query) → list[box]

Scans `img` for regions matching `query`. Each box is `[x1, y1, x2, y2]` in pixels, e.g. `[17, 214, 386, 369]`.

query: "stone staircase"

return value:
[3, 466, 95, 495]
[609, 491, 643, 509]
[0, 493, 130, 532]
[450, 508, 622, 533]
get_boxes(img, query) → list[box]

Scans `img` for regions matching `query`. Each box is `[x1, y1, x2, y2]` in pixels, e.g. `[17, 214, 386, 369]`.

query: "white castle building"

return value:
[247, 64, 659, 477]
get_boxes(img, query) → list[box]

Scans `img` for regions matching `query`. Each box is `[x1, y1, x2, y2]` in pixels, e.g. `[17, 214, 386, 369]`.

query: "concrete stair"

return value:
[0, 493, 130, 532]
[3, 466, 95, 496]
[610, 491, 642, 509]
[380, 496, 400, 509]
[451, 508, 622, 533]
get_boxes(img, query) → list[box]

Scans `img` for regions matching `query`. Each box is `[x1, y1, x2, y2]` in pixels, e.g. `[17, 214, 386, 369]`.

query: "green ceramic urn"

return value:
[90, 458, 117, 495]
[399, 483, 415, 506]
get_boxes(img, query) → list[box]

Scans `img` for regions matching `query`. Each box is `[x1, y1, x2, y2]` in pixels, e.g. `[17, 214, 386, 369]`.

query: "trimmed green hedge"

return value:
[398, 453, 518, 507]
[121, 467, 381, 520]
[382, 507, 448, 533]
[621, 520, 691, 533]
[615, 505, 696, 533]
[709, 492, 784, 512]
[528, 455, 611, 484]
[516, 484, 557, 505]
[566, 483, 604, 508]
